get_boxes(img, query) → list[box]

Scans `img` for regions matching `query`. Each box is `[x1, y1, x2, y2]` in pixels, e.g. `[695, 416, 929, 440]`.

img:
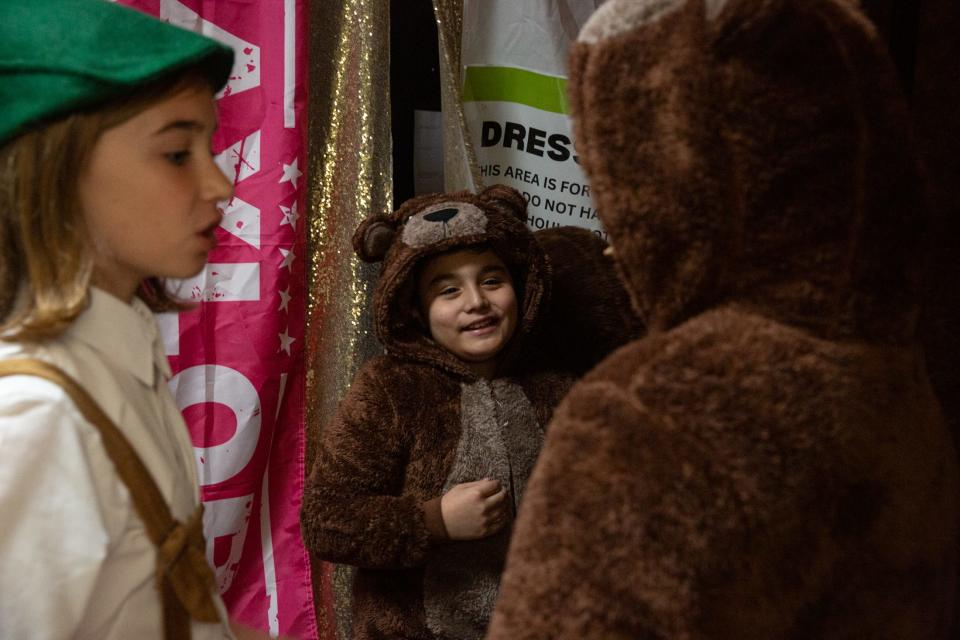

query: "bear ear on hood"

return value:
[478, 184, 528, 222]
[352, 214, 397, 263]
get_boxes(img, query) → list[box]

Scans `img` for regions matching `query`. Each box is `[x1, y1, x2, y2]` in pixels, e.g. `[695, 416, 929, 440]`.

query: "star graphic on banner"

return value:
[278, 287, 292, 312]
[279, 158, 302, 188]
[279, 248, 296, 270]
[278, 328, 295, 355]
[280, 202, 299, 230]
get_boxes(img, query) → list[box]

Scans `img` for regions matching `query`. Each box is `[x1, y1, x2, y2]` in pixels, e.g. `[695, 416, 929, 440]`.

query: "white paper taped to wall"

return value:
[457, 0, 607, 240]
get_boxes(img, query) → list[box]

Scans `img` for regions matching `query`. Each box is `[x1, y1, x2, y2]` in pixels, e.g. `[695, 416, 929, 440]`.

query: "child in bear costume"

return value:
[488, 1, 960, 638]
[300, 185, 572, 639]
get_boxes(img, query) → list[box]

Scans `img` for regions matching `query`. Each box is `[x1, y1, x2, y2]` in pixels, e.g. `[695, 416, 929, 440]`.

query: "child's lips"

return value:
[198, 221, 219, 250]
[462, 316, 498, 334]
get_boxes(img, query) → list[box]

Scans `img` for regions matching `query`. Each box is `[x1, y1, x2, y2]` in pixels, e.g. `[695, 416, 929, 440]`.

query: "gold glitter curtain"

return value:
[432, 0, 483, 192]
[306, 1, 391, 638]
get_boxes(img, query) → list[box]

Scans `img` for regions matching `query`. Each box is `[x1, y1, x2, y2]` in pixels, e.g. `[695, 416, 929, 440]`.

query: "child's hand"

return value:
[440, 478, 508, 540]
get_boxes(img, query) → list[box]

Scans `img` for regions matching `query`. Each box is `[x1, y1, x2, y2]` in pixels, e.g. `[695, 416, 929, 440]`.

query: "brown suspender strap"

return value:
[0, 359, 221, 639]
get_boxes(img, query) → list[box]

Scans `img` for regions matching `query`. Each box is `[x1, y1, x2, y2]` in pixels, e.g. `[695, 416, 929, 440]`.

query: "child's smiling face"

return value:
[417, 248, 518, 377]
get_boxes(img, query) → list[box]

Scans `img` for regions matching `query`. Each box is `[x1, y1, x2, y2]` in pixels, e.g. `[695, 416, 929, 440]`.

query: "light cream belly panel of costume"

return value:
[423, 379, 544, 640]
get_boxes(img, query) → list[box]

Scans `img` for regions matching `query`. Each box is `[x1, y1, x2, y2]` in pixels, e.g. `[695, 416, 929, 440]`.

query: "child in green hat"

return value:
[0, 2, 272, 638]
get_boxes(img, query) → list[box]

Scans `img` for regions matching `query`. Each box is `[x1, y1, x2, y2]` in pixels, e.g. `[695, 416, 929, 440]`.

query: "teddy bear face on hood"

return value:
[569, 0, 926, 344]
[353, 184, 549, 379]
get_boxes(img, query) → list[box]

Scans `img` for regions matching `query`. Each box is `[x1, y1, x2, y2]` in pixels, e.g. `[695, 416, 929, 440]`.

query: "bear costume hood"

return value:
[569, 0, 926, 344]
[353, 184, 549, 379]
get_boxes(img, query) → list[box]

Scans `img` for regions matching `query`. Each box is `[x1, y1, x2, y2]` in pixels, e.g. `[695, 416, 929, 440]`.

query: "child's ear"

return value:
[352, 215, 396, 262]
[478, 184, 527, 222]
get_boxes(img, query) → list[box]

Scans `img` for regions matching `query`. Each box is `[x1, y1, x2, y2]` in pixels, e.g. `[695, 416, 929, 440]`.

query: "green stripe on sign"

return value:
[462, 66, 570, 115]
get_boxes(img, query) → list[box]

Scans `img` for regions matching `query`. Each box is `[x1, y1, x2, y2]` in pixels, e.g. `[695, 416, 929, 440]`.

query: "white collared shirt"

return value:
[0, 288, 233, 639]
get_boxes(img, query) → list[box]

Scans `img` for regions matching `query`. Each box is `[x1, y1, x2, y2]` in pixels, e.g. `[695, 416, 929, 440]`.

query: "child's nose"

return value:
[202, 154, 235, 203]
[464, 286, 490, 312]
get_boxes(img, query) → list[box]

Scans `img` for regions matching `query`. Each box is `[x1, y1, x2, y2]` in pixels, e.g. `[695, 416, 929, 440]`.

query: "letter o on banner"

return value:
[170, 365, 262, 487]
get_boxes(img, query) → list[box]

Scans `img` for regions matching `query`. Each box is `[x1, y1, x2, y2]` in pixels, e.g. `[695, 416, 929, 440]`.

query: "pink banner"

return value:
[120, 1, 316, 637]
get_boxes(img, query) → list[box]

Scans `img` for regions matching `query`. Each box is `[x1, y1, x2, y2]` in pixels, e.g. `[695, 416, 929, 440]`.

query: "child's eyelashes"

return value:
[164, 150, 191, 166]
[434, 279, 504, 297]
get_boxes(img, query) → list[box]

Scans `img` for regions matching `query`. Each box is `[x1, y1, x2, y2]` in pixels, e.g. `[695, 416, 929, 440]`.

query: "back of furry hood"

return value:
[353, 185, 549, 379]
[570, 0, 926, 344]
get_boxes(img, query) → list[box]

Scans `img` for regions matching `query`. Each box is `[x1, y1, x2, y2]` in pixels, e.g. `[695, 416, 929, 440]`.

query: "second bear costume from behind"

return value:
[300, 185, 571, 640]
[488, 1, 960, 638]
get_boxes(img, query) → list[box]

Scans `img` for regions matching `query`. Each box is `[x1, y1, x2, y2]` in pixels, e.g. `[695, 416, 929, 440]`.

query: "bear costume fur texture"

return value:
[487, 1, 960, 638]
[530, 226, 644, 376]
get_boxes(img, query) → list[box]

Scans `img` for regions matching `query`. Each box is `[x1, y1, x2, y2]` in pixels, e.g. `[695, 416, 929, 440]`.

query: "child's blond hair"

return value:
[0, 72, 213, 341]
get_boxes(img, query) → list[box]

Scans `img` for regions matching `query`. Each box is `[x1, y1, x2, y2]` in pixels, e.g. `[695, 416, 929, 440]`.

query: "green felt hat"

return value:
[0, 0, 234, 145]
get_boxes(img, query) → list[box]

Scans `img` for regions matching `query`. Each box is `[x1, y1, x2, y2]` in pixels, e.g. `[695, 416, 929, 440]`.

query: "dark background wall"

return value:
[390, 0, 441, 207]
[863, 0, 960, 449]
[909, 0, 960, 453]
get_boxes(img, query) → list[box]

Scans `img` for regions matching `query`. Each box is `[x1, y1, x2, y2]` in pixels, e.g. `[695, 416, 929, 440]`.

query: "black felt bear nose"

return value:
[423, 207, 459, 224]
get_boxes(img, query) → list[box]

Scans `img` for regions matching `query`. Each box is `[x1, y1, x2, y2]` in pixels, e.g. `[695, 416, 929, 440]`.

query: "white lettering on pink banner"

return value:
[121, 1, 316, 637]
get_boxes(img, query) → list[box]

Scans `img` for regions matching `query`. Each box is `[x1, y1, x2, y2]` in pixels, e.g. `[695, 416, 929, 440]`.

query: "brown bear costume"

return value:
[488, 1, 960, 639]
[300, 185, 572, 639]
[530, 226, 645, 376]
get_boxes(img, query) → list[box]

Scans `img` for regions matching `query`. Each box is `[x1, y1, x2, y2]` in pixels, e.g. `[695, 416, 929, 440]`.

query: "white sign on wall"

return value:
[460, 1, 606, 240]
